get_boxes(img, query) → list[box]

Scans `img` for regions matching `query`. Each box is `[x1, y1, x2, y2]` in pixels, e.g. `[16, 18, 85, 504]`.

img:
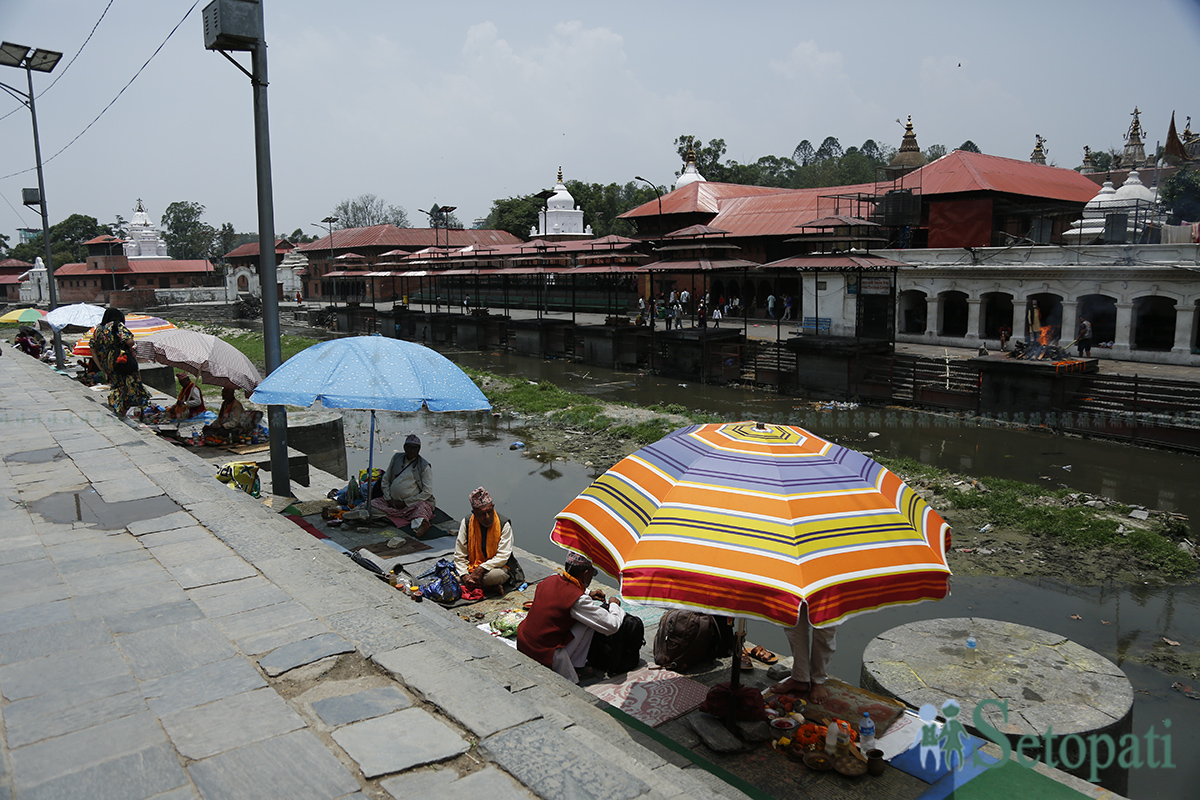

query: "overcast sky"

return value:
[2, 0, 1199, 247]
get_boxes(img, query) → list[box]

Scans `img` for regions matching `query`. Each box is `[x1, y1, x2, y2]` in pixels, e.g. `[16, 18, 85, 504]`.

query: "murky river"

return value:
[339, 351, 1200, 799]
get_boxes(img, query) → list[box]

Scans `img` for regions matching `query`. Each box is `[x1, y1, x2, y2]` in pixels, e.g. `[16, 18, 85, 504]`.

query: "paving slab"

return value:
[311, 686, 413, 727]
[136, 525, 214, 549]
[0, 618, 112, 666]
[16, 742, 189, 800]
[126, 511, 197, 537]
[159, 687, 306, 760]
[72, 580, 190, 619]
[186, 577, 291, 618]
[0, 560, 61, 598]
[0, 599, 76, 637]
[212, 600, 318, 642]
[235, 619, 331, 657]
[104, 600, 206, 635]
[8, 710, 169, 791]
[114, 618, 240, 681]
[160, 556, 259, 590]
[140, 656, 269, 717]
[258, 632, 356, 677]
[0, 583, 71, 616]
[381, 766, 536, 800]
[61, 559, 172, 595]
[0, 643, 133, 702]
[482, 719, 650, 800]
[373, 642, 541, 738]
[187, 730, 359, 800]
[330, 707, 470, 779]
[324, 605, 425, 657]
[146, 538, 240, 570]
[0, 544, 44, 567]
[2, 688, 148, 749]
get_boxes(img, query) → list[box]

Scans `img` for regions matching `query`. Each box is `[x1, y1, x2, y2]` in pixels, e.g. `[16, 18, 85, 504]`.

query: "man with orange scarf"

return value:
[453, 487, 513, 592]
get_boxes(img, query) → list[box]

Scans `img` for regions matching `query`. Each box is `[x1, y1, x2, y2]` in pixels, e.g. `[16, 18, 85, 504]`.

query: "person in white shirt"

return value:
[373, 434, 435, 536]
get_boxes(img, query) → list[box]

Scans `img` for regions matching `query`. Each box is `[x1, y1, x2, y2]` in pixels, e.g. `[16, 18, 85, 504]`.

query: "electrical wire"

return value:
[0, 0, 116, 124]
[0, 0, 201, 182]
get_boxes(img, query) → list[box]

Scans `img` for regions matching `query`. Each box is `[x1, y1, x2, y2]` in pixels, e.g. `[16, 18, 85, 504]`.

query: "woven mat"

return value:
[585, 666, 708, 728]
[769, 677, 906, 736]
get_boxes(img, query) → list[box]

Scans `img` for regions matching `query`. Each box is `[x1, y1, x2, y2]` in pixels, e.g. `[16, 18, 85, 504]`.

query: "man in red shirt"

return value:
[517, 553, 624, 683]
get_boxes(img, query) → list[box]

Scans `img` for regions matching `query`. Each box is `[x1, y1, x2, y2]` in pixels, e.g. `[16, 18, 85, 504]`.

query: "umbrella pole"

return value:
[366, 410, 376, 512]
[729, 618, 746, 693]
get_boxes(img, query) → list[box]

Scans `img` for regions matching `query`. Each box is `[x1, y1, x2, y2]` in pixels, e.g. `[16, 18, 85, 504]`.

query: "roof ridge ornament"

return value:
[1030, 134, 1047, 165]
[557, 165, 563, 184]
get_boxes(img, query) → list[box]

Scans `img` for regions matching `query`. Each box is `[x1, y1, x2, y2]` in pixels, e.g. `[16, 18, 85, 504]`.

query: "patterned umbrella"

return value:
[552, 421, 952, 628]
[72, 315, 177, 357]
[0, 308, 46, 324]
[134, 329, 261, 391]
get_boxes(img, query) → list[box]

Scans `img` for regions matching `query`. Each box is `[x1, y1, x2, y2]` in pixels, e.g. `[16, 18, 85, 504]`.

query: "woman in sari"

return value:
[91, 307, 149, 415]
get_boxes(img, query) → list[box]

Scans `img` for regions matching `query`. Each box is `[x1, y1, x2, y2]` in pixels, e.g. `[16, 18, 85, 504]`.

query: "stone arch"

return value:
[899, 289, 927, 334]
[1076, 294, 1117, 345]
[981, 291, 1014, 339]
[1133, 295, 1176, 351]
[230, 266, 260, 297]
[939, 290, 969, 337]
[1023, 292, 1063, 342]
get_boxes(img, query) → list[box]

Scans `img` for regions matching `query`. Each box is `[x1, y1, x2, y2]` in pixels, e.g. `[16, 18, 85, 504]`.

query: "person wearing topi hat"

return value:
[171, 372, 207, 420]
[453, 487, 514, 593]
[374, 434, 435, 537]
[516, 552, 625, 683]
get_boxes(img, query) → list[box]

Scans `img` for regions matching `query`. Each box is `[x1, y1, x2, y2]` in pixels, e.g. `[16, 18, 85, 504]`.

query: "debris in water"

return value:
[1069, 614, 1083, 620]
[1163, 637, 1181, 647]
[510, 441, 525, 450]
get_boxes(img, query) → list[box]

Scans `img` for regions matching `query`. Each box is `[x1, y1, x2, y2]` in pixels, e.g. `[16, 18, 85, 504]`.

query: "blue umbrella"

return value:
[250, 336, 490, 508]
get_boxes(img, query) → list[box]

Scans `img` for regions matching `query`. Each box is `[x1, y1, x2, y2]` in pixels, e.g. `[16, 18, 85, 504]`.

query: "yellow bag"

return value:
[216, 461, 260, 498]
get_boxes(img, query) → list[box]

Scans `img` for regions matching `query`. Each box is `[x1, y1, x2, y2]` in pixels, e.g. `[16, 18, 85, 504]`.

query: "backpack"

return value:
[416, 558, 462, 603]
[653, 610, 721, 672]
[587, 613, 645, 676]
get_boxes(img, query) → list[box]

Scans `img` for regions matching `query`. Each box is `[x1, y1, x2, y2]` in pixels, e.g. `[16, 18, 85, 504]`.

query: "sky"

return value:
[2, 0, 1199, 248]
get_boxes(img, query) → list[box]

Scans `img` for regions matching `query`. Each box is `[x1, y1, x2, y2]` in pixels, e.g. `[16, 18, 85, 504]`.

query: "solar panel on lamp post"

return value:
[1, 42, 65, 368]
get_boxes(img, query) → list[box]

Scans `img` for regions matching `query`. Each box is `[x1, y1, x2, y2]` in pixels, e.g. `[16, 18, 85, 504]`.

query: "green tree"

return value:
[0, 231, 9, 256]
[111, 214, 129, 239]
[161, 201, 215, 261]
[924, 144, 948, 161]
[285, 227, 317, 244]
[792, 139, 816, 166]
[674, 135, 729, 182]
[1161, 167, 1200, 222]
[10, 213, 110, 268]
[957, 140, 982, 153]
[213, 223, 239, 263]
[815, 136, 844, 161]
[332, 194, 409, 229]
[1089, 148, 1117, 172]
[483, 195, 544, 240]
[564, 180, 661, 237]
[424, 204, 463, 229]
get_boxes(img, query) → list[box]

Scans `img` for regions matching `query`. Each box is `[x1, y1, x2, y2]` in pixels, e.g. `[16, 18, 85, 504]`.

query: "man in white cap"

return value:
[373, 434, 434, 536]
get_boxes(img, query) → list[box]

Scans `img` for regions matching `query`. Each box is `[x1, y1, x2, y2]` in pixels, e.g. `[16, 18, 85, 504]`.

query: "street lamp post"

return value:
[419, 204, 455, 308]
[634, 176, 664, 368]
[1, 41, 65, 368]
[315, 215, 338, 307]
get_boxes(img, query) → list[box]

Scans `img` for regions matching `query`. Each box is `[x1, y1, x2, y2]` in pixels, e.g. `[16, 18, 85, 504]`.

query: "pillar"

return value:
[925, 295, 942, 340]
[965, 298, 981, 342]
[1061, 303, 1078, 352]
[1172, 302, 1196, 355]
[1111, 302, 1134, 357]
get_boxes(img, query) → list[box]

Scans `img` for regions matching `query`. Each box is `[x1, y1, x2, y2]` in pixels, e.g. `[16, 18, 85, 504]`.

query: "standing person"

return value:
[454, 487, 513, 593]
[373, 434, 435, 536]
[674, 302, 684, 330]
[517, 553, 624, 683]
[171, 373, 207, 420]
[679, 288, 690, 313]
[90, 307, 149, 416]
[296, 291, 303, 304]
[711, 306, 722, 327]
[767, 293, 777, 320]
[1077, 317, 1093, 357]
[782, 294, 794, 322]
[770, 605, 839, 704]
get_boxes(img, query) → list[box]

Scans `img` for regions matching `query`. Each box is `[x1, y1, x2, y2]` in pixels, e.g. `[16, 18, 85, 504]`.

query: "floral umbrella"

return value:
[72, 315, 177, 357]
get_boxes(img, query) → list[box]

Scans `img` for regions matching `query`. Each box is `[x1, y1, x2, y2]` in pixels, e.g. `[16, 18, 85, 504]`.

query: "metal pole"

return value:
[26, 66, 64, 367]
[251, 35, 290, 498]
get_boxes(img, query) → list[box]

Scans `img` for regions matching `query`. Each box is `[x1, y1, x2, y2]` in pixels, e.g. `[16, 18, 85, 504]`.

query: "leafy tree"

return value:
[0, 231, 9, 256]
[332, 194, 409, 229]
[111, 214, 129, 239]
[285, 227, 317, 244]
[565, 180, 662, 237]
[424, 204, 463, 229]
[860, 139, 884, 162]
[482, 195, 544, 240]
[1089, 148, 1118, 173]
[923, 144, 948, 161]
[792, 139, 816, 166]
[815, 136, 844, 161]
[957, 140, 981, 153]
[10, 213, 110, 268]
[213, 223, 240, 263]
[1161, 167, 1200, 222]
[161, 201, 215, 261]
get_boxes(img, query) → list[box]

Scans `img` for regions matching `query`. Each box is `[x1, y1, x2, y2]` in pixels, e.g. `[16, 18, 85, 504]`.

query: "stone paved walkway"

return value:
[0, 348, 746, 800]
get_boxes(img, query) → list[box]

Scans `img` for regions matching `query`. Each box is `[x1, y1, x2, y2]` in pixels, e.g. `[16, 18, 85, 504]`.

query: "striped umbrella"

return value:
[552, 421, 952, 629]
[72, 315, 177, 357]
[0, 308, 46, 324]
[135, 329, 261, 391]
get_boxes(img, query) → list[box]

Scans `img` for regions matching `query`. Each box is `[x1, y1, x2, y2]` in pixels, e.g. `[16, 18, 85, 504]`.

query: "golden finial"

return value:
[557, 166, 563, 183]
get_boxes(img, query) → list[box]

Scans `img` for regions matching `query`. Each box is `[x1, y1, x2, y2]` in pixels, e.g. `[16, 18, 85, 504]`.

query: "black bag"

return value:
[587, 612, 645, 676]
[114, 345, 138, 375]
[653, 610, 721, 672]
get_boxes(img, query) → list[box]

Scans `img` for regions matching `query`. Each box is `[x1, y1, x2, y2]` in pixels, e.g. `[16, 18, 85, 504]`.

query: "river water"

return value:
[339, 351, 1200, 799]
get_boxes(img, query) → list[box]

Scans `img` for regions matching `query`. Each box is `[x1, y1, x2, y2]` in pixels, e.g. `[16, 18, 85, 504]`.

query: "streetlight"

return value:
[202, 0, 289, 497]
[633, 175, 663, 222]
[313, 215, 338, 306]
[1, 41, 65, 367]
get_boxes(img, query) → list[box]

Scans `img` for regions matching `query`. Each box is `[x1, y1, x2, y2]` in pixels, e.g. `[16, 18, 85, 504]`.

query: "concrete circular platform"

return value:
[860, 617, 1133, 791]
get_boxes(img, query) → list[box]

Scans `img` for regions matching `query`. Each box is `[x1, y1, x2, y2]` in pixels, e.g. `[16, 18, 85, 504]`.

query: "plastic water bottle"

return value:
[825, 721, 839, 755]
[966, 633, 978, 663]
[859, 712, 876, 753]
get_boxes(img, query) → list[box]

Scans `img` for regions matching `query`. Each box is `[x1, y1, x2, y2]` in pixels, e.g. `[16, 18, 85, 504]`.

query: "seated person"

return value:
[202, 386, 247, 441]
[14, 331, 42, 359]
[171, 373, 207, 420]
[77, 358, 101, 386]
[453, 487, 512, 592]
[372, 433, 434, 536]
[517, 553, 624, 683]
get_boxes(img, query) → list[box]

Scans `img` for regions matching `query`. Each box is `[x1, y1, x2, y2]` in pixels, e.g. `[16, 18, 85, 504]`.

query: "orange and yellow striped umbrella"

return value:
[552, 422, 952, 628]
[72, 315, 177, 357]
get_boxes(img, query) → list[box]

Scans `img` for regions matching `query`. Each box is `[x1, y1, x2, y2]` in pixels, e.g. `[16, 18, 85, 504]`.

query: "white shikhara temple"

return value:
[531, 168, 593, 241]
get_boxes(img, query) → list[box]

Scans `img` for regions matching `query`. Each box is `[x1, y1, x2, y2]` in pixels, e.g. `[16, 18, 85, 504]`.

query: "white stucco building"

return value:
[530, 168, 593, 241]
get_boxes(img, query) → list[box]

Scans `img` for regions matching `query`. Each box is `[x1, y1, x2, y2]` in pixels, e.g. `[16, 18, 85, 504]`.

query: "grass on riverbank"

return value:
[879, 456, 1195, 578]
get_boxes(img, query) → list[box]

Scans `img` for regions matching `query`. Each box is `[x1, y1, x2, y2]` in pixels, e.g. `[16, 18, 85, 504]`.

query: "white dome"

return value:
[675, 161, 706, 189]
[548, 180, 574, 211]
[1112, 170, 1157, 205]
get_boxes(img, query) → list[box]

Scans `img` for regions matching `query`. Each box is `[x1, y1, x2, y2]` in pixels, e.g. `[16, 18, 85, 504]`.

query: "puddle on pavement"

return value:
[30, 489, 182, 529]
[6, 447, 68, 464]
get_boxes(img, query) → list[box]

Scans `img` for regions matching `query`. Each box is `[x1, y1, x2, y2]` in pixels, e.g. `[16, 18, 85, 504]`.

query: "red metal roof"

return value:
[637, 258, 758, 272]
[760, 253, 904, 271]
[55, 260, 213, 275]
[0, 258, 34, 269]
[619, 151, 1099, 237]
[294, 225, 520, 253]
[0, 274, 23, 284]
[223, 239, 294, 259]
[84, 235, 126, 245]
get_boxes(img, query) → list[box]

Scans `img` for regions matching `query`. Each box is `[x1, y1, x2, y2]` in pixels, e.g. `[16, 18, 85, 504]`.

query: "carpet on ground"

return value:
[781, 677, 906, 736]
[585, 665, 709, 728]
[890, 731, 993, 784]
